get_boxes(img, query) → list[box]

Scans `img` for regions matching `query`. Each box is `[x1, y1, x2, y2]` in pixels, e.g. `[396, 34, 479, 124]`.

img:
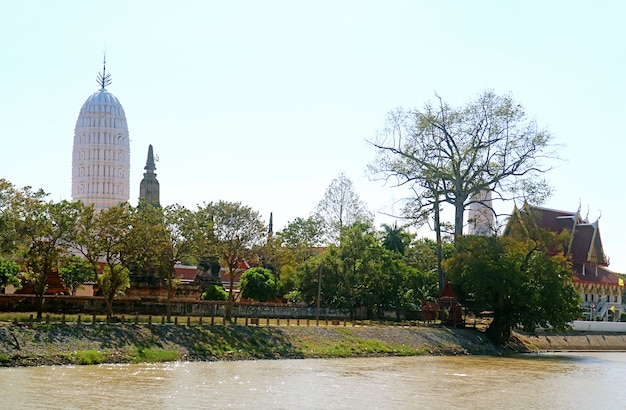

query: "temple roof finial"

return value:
[96, 53, 112, 90]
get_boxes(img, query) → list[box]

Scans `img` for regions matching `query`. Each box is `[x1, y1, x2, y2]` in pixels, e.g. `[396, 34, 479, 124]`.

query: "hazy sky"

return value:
[2, 1, 625, 272]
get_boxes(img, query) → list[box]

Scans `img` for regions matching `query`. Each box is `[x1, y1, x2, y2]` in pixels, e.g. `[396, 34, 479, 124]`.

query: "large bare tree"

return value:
[370, 91, 555, 292]
[370, 90, 554, 240]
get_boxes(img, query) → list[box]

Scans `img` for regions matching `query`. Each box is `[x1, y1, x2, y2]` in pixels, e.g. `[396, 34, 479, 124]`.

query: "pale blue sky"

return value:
[1, 1, 624, 271]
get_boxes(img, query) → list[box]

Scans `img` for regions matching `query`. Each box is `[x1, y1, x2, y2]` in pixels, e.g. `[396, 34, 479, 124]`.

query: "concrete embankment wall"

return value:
[518, 332, 626, 352]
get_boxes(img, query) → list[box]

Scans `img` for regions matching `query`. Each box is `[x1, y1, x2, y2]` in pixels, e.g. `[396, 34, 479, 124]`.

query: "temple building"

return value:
[505, 203, 624, 320]
[139, 144, 160, 207]
[71, 58, 130, 210]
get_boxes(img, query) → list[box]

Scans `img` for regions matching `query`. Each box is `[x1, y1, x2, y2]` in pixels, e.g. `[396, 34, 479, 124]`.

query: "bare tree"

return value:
[370, 90, 555, 241]
[314, 172, 374, 244]
[369, 91, 556, 293]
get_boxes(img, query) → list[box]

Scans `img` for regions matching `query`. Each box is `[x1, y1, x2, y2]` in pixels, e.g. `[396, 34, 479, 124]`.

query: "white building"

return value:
[71, 59, 130, 210]
[467, 189, 495, 235]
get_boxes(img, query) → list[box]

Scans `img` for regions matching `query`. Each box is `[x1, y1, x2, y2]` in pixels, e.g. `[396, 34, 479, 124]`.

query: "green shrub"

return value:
[239, 267, 281, 302]
[202, 284, 228, 301]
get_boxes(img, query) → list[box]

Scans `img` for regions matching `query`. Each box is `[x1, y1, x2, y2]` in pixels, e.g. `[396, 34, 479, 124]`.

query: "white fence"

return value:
[571, 320, 626, 332]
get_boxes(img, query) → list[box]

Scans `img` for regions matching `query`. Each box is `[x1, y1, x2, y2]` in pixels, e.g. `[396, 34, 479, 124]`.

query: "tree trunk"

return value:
[166, 281, 172, 322]
[225, 274, 235, 322]
[454, 200, 465, 247]
[485, 315, 511, 345]
[35, 294, 44, 321]
[434, 196, 444, 296]
[105, 296, 113, 323]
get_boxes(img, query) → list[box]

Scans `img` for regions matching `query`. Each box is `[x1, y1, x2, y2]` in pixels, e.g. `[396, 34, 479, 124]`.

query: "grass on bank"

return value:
[131, 347, 180, 363]
[50, 348, 179, 365]
[301, 338, 425, 357]
[292, 328, 429, 358]
[67, 349, 107, 365]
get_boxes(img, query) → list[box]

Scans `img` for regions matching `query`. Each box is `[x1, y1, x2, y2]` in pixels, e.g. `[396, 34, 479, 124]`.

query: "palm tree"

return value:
[381, 222, 412, 255]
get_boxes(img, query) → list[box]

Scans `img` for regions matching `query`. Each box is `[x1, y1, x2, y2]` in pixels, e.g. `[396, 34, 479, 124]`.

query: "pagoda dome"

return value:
[78, 88, 127, 119]
[74, 88, 128, 131]
[71, 64, 131, 210]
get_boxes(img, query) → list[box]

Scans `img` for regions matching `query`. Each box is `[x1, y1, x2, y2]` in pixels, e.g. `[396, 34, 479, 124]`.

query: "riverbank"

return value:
[0, 322, 503, 367]
[3, 322, 625, 367]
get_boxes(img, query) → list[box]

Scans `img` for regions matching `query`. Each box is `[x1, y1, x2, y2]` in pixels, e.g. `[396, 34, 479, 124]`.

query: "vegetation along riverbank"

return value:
[2, 321, 625, 367]
[0, 322, 505, 367]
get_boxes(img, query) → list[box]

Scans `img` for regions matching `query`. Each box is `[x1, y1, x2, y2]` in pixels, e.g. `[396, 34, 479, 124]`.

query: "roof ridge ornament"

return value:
[96, 53, 112, 90]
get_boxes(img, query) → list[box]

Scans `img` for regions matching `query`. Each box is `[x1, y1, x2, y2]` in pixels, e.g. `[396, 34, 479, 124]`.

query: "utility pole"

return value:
[316, 264, 322, 320]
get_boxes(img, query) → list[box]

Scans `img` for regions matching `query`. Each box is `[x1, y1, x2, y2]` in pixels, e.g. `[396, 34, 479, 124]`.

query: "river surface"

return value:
[1, 353, 625, 409]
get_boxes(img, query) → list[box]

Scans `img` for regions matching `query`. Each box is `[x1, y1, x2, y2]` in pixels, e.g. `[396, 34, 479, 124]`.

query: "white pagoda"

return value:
[71, 58, 130, 210]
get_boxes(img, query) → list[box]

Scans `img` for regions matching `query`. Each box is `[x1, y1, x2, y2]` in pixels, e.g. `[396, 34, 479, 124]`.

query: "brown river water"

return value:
[1, 353, 625, 409]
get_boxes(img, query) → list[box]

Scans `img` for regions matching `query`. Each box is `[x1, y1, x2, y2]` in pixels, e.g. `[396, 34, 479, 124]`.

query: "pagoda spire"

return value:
[139, 144, 160, 207]
[96, 53, 112, 90]
[268, 212, 273, 236]
[145, 144, 156, 172]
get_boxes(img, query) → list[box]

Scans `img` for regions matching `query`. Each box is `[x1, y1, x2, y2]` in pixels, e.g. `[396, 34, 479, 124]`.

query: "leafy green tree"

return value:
[405, 237, 453, 279]
[398, 283, 438, 310]
[278, 217, 324, 259]
[269, 216, 326, 296]
[18, 200, 83, 319]
[0, 257, 21, 293]
[97, 264, 130, 317]
[125, 203, 175, 319]
[239, 267, 282, 302]
[126, 203, 214, 321]
[0, 179, 24, 255]
[198, 201, 266, 321]
[314, 172, 373, 244]
[59, 255, 95, 296]
[253, 235, 296, 298]
[201, 284, 228, 301]
[295, 223, 419, 319]
[445, 235, 581, 344]
[74, 203, 133, 322]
